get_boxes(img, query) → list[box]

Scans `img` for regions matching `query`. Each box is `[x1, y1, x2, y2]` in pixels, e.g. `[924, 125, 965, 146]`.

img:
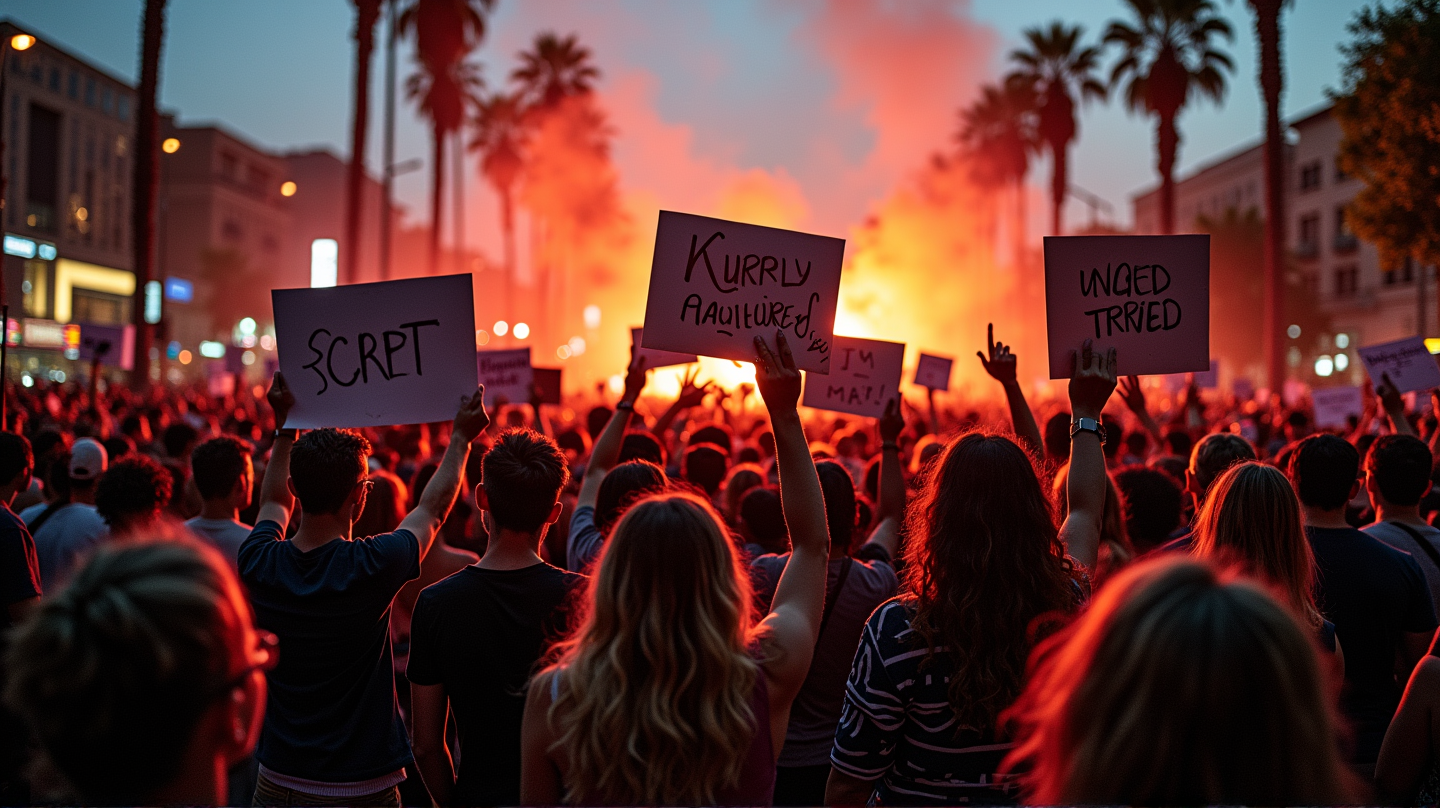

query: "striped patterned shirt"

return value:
[830, 598, 1018, 806]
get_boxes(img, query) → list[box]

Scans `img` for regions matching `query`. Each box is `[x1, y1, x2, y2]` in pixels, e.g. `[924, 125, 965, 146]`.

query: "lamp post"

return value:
[0, 30, 37, 432]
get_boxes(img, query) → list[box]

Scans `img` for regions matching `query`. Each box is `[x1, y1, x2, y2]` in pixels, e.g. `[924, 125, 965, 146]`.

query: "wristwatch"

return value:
[1069, 417, 1106, 445]
[274, 428, 298, 440]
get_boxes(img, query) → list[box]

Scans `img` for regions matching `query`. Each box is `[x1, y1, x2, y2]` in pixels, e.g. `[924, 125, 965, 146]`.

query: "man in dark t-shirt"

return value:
[1291, 435, 1437, 765]
[241, 374, 489, 805]
[0, 433, 37, 805]
[408, 429, 582, 807]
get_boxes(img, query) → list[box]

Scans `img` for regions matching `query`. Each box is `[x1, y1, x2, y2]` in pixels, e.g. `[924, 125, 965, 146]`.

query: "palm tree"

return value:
[131, 0, 167, 389]
[1249, 0, 1290, 393]
[511, 32, 599, 112]
[1006, 21, 1106, 236]
[343, 0, 382, 285]
[1105, 0, 1234, 234]
[400, 0, 492, 275]
[958, 78, 1038, 267]
[471, 91, 527, 317]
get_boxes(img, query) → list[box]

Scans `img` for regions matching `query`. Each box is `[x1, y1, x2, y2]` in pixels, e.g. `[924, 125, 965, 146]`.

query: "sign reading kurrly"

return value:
[801, 336, 905, 418]
[1044, 235, 1210, 378]
[1357, 336, 1440, 394]
[477, 348, 534, 405]
[272, 274, 478, 428]
[641, 211, 845, 374]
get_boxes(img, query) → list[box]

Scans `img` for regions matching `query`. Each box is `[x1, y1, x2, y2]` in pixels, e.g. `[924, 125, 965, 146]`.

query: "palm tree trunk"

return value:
[1253, 0, 1286, 391]
[501, 186, 514, 320]
[453, 129, 465, 275]
[1156, 114, 1180, 235]
[131, 0, 167, 390]
[429, 128, 445, 276]
[1050, 140, 1067, 236]
[1014, 176, 1026, 268]
[345, 0, 381, 286]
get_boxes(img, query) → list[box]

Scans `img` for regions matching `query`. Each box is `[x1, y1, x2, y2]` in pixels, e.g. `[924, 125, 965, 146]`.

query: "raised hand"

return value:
[754, 330, 803, 415]
[1069, 339, 1118, 420]
[976, 323, 1018, 384]
[451, 386, 491, 443]
[621, 350, 648, 405]
[878, 397, 904, 444]
[1117, 375, 1147, 416]
[675, 366, 713, 409]
[267, 371, 296, 428]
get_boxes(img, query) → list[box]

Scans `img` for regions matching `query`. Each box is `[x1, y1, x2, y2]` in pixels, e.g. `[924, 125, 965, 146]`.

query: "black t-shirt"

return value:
[1307, 525, 1438, 762]
[407, 562, 584, 806]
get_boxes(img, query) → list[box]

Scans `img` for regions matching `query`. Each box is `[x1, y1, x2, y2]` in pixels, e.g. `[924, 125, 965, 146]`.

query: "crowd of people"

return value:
[1, 325, 1439, 806]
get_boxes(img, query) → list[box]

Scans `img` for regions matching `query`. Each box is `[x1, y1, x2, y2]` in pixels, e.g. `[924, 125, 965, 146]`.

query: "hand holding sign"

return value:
[1357, 336, 1440, 394]
[1070, 339, 1119, 421]
[621, 351, 648, 407]
[755, 331, 803, 415]
[451, 387, 491, 444]
[802, 335, 905, 418]
[878, 398, 904, 443]
[268, 371, 297, 428]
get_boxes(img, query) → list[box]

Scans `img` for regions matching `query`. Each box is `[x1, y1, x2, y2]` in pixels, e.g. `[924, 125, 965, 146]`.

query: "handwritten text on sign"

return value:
[477, 348, 533, 405]
[641, 211, 844, 373]
[272, 274, 478, 428]
[1357, 336, 1440, 394]
[801, 336, 904, 418]
[1312, 386, 1364, 430]
[1044, 235, 1210, 378]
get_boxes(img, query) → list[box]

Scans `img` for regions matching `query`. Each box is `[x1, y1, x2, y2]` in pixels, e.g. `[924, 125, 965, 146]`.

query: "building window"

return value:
[118, 97, 130, 122]
[1386, 257, 1418, 286]
[101, 87, 112, 115]
[84, 77, 95, 107]
[220, 151, 239, 180]
[47, 67, 59, 93]
[1299, 160, 1323, 192]
[1334, 206, 1358, 253]
[1335, 156, 1349, 182]
[67, 71, 78, 99]
[1333, 265, 1359, 298]
[1297, 213, 1321, 259]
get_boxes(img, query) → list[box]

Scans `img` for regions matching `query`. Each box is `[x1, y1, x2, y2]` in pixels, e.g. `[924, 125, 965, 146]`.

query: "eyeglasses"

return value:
[206, 629, 280, 701]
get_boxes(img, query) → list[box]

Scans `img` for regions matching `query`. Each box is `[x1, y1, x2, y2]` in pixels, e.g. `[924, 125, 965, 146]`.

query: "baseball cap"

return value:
[69, 438, 109, 481]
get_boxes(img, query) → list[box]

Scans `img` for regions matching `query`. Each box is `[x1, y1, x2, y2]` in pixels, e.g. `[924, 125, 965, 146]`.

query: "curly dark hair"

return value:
[190, 436, 253, 501]
[902, 430, 1082, 732]
[289, 429, 371, 515]
[95, 455, 173, 528]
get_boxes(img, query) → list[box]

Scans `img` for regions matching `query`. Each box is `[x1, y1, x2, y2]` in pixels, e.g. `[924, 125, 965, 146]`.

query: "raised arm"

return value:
[1058, 340, 1117, 570]
[528, 384, 553, 438]
[1378, 373, 1420, 438]
[1117, 375, 1164, 448]
[577, 353, 647, 510]
[860, 397, 905, 561]
[650, 365, 711, 439]
[398, 387, 490, 561]
[754, 331, 830, 702]
[255, 372, 297, 528]
[977, 323, 1043, 456]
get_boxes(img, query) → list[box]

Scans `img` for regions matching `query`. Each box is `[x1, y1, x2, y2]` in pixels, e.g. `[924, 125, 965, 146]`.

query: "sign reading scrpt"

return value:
[272, 274, 478, 428]
[1044, 235, 1210, 378]
[801, 336, 904, 418]
[641, 211, 845, 374]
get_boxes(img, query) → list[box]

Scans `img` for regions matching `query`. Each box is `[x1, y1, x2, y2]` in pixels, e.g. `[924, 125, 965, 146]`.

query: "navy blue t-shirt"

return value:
[238, 521, 420, 782]
[1307, 525, 1438, 763]
[0, 503, 40, 641]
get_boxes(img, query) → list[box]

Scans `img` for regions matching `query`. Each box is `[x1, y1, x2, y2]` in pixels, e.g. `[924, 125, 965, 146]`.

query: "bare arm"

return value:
[978, 324, 1043, 456]
[255, 372, 297, 528]
[520, 675, 564, 806]
[650, 365, 709, 439]
[398, 388, 489, 561]
[410, 683, 455, 806]
[861, 398, 905, 561]
[577, 355, 646, 511]
[1117, 375, 1164, 449]
[1376, 655, 1440, 803]
[1057, 341, 1117, 570]
[1378, 373, 1420, 438]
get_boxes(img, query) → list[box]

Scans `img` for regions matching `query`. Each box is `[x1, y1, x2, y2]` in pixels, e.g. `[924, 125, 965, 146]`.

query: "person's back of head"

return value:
[480, 428, 570, 534]
[690, 423, 733, 455]
[739, 485, 787, 552]
[1189, 433, 1257, 496]
[3, 537, 266, 805]
[1163, 429, 1194, 459]
[162, 421, 200, 460]
[815, 459, 857, 554]
[596, 460, 669, 536]
[288, 428, 372, 516]
[903, 430, 1078, 731]
[190, 436, 253, 505]
[1113, 466, 1183, 553]
[95, 455, 173, 531]
[586, 406, 612, 441]
[1289, 434, 1360, 511]
[619, 430, 666, 466]
[721, 463, 764, 525]
[1366, 435, 1434, 508]
[0, 431, 33, 493]
[1193, 461, 1321, 629]
[683, 444, 728, 496]
[103, 434, 136, 463]
[546, 492, 757, 805]
[353, 469, 408, 537]
[1003, 556, 1355, 806]
[1043, 412, 1071, 463]
[1124, 430, 1150, 459]
[555, 428, 590, 463]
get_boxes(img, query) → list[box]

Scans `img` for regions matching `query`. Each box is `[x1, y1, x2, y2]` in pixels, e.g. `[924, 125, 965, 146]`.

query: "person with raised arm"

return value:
[521, 330, 829, 806]
[976, 323, 1043, 458]
[1376, 372, 1420, 439]
[651, 365, 715, 442]
[1117, 374, 1165, 450]
[240, 372, 489, 807]
[826, 341, 1114, 806]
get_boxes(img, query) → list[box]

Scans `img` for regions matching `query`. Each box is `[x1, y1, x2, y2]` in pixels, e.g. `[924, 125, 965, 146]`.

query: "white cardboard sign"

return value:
[476, 348, 533, 405]
[640, 211, 845, 374]
[1044, 235, 1210, 378]
[272, 274, 478, 428]
[801, 336, 904, 418]
[913, 353, 953, 391]
[630, 327, 697, 369]
[1312, 386, 1364, 430]
[1358, 336, 1440, 394]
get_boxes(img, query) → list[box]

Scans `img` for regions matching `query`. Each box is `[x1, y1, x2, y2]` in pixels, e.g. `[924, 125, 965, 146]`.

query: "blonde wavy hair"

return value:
[540, 491, 761, 805]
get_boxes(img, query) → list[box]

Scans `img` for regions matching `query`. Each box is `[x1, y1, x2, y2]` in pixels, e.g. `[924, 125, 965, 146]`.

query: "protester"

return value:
[3, 537, 270, 806]
[185, 435, 255, 568]
[1291, 433, 1437, 767]
[1376, 631, 1440, 803]
[1112, 466, 1184, 553]
[739, 485, 789, 557]
[95, 454, 173, 536]
[240, 373, 488, 806]
[1003, 557, 1359, 805]
[23, 437, 108, 590]
[1362, 436, 1440, 607]
[521, 331, 830, 806]
[408, 429, 583, 806]
[826, 341, 1114, 806]
[0, 432, 39, 805]
[721, 463, 766, 528]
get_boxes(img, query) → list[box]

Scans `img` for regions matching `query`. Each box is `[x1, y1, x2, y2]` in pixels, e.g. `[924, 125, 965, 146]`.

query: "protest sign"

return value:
[640, 211, 845, 373]
[801, 336, 904, 418]
[1312, 386, 1364, 430]
[1043, 235, 1210, 378]
[272, 274, 478, 428]
[477, 348, 533, 405]
[913, 353, 953, 391]
[532, 367, 563, 405]
[630, 327, 697, 369]
[1357, 336, 1440, 394]
[78, 323, 135, 370]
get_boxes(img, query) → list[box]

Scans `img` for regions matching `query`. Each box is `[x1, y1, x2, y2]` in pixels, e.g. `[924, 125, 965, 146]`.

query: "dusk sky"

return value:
[3, 0, 1370, 252]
